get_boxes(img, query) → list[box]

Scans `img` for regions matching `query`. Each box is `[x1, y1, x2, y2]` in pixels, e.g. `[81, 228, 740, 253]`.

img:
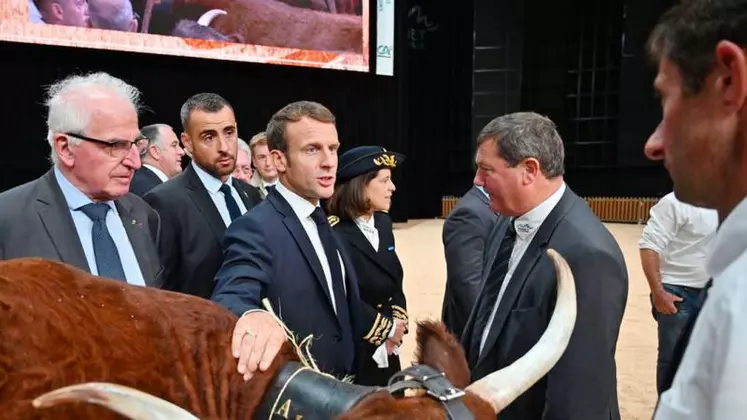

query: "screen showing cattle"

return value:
[0, 0, 369, 72]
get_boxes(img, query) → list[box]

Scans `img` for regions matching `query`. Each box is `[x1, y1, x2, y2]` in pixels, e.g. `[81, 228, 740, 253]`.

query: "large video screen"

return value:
[0, 0, 369, 72]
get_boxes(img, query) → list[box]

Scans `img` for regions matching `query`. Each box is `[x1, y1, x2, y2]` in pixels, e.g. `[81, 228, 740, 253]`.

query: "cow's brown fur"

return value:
[174, 0, 363, 52]
[0, 258, 299, 419]
[0, 259, 494, 419]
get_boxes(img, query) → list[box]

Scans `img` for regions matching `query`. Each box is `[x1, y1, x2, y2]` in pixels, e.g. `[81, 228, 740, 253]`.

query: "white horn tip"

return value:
[32, 382, 200, 420]
[197, 9, 227, 27]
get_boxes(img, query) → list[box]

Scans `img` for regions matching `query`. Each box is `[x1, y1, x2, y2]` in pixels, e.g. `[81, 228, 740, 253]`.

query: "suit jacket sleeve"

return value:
[210, 215, 273, 316]
[542, 247, 627, 419]
[358, 296, 395, 347]
[142, 191, 180, 291]
[443, 206, 487, 319]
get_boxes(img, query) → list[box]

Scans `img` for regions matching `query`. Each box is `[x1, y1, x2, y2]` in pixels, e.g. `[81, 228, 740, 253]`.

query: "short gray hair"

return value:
[237, 138, 251, 158]
[89, 0, 136, 31]
[139, 123, 173, 158]
[44, 72, 141, 164]
[477, 112, 565, 178]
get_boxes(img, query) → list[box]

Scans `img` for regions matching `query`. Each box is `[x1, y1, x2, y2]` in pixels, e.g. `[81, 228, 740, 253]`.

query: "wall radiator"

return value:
[441, 196, 660, 224]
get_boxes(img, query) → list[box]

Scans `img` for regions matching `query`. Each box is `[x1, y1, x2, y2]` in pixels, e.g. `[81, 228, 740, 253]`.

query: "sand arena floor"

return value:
[392, 220, 656, 420]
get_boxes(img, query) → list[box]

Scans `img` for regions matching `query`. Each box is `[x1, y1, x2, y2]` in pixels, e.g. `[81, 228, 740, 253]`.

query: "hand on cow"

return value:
[232, 311, 287, 381]
[652, 288, 683, 315]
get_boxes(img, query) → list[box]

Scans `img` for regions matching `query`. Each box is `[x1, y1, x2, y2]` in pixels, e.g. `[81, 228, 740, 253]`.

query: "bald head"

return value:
[88, 0, 138, 32]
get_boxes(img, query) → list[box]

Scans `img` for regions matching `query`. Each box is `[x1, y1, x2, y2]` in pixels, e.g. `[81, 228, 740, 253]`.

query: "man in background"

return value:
[130, 123, 184, 197]
[0, 72, 162, 287]
[34, 0, 89, 27]
[248, 131, 278, 198]
[89, 0, 138, 32]
[639, 191, 717, 396]
[441, 180, 499, 338]
[232, 138, 253, 184]
[144, 93, 261, 299]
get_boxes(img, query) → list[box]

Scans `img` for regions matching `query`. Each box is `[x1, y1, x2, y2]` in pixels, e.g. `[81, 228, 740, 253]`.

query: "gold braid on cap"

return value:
[373, 154, 397, 168]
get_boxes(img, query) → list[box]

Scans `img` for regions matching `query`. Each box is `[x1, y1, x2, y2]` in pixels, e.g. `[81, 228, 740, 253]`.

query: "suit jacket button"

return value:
[334, 334, 341, 342]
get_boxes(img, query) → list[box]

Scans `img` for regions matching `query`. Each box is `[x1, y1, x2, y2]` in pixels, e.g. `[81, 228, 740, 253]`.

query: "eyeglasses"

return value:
[64, 132, 149, 158]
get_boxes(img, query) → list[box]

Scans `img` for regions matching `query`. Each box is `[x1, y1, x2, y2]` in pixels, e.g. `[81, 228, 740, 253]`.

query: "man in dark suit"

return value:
[461, 112, 628, 420]
[144, 93, 261, 299]
[130, 123, 185, 197]
[441, 183, 499, 337]
[211, 100, 362, 380]
[0, 71, 163, 287]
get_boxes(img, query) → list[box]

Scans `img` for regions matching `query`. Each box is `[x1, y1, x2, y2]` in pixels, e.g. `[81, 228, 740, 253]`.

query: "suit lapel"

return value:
[267, 190, 336, 312]
[232, 179, 253, 209]
[115, 199, 162, 288]
[339, 220, 398, 281]
[474, 188, 578, 370]
[184, 166, 227, 243]
[35, 170, 89, 271]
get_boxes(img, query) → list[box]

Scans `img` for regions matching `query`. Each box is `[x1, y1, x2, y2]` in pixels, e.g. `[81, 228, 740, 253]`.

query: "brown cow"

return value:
[2, 249, 576, 419]
[176, 0, 363, 53]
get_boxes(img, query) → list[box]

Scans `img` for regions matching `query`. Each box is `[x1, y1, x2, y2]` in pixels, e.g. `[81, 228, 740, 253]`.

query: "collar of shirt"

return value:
[512, 182, 566, 240]
[274, 180, 319, 221]
[192, 160, 233, 194]
[355, 214, 377, 233]
[143, 164, 168, 182]
[54, 166, 117, 213]
[706, 195, 747, 278]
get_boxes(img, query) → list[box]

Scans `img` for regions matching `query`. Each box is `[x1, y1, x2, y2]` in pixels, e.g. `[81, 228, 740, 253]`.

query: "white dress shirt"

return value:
[192, 161, 248, 227]
[274, 181, 346, 313]
[143, 164, 168, 182]
[655, 196, 747, 420]
[639, 192, 718, 288]
[479, 182, 566, 354]
[355, 215, 379, 251]
[54, 168, 146, 286]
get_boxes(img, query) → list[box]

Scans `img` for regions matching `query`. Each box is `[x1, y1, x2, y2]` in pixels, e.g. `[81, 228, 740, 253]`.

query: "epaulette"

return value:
[328, 215, 340, 227]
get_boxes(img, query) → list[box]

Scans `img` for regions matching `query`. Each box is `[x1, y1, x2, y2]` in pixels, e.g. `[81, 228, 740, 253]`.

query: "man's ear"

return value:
[55, 135, 75, 167]
[271, 149, 287, 173]
[715, 40, 747, 113]
[180, 133, 193, 155]
[522, 157, 541, 184]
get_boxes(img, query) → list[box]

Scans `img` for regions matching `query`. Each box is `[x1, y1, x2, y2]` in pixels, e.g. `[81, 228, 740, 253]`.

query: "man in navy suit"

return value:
[212, 100, 363, 380]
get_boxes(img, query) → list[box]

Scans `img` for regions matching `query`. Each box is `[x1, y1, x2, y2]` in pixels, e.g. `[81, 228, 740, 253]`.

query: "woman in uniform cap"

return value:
[326, 145, 408, 386]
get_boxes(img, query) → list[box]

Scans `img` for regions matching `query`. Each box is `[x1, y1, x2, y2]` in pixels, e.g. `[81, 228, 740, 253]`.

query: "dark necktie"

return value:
[469, 220, 517, 359]
[310, 207, 355, 358]
[219, 183, 242, 221]
[78, 203, 127, 282]
[662, 278, 713, 392]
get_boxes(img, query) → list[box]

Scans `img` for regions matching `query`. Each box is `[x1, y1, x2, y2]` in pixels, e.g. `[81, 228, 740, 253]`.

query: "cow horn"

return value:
[196, 9, 227, 27]
[465, 248, 577, 413]
[33, 382, 199, 420]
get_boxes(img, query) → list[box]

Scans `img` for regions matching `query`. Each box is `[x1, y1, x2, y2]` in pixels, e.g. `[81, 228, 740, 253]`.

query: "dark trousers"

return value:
[650, 283, 706, 395]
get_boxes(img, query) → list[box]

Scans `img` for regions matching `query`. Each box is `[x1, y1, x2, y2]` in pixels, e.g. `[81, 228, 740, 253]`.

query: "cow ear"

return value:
[412, 321, 471, 389]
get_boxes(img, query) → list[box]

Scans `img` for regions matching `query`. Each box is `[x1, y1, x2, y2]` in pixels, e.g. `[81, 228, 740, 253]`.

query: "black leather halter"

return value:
[255, 361, 380, 419]
[254, 361, 473, 419]
[386, 364, 474, 420]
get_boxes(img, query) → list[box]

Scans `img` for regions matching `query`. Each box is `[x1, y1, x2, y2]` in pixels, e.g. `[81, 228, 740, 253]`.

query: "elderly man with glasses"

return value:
[0, 72, 164, 288]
